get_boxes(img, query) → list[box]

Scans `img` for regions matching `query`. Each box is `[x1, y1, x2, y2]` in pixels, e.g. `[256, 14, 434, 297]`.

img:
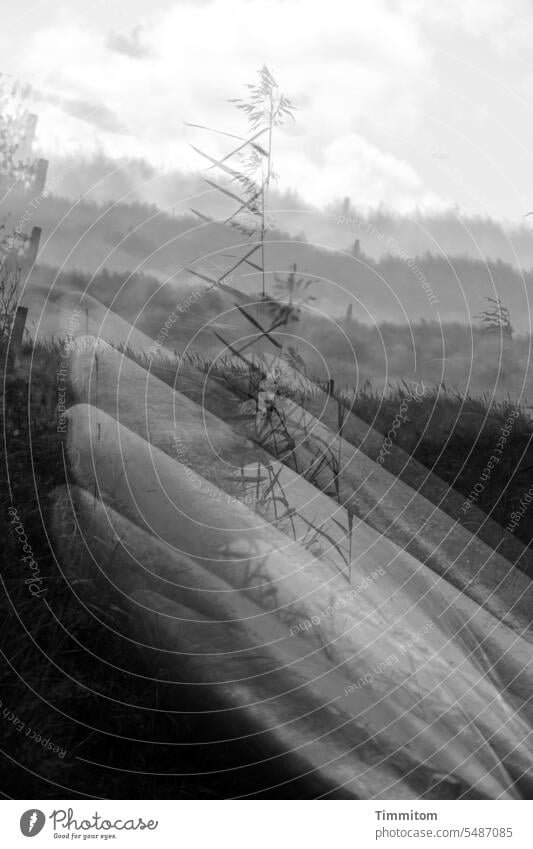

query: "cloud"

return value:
[33, 90, 126, 134]
[278, 132, 443, 212]
[106, 26, 152, 60]
[402, 0, 533, 52]
[19, 0, 436, 210]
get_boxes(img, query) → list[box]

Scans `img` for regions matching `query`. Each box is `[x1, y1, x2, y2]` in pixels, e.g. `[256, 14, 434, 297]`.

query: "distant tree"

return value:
[477, 297, 513, 339]
[0, 73, 37, 188]
[0, 75, 40, 352]
[0, 74, 39, 265]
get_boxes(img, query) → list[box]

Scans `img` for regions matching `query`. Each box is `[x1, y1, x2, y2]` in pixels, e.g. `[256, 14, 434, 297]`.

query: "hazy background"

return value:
[3, 0, 533, 400]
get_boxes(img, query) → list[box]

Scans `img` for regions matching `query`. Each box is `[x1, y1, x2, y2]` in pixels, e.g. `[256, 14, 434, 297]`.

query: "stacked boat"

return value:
[47, 291, 533, 799]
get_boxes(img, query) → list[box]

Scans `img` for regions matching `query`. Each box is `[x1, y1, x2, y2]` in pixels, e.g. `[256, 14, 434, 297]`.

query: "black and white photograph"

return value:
[1, 0, 533, 839]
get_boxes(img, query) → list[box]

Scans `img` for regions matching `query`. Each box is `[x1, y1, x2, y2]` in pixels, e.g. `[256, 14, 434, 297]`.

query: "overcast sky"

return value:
[3, 0, 533, 222]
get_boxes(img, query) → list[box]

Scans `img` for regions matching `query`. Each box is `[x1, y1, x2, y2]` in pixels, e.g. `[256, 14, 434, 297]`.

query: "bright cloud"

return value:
[3, 0, 532, 218]
[15, 0, 436, 211]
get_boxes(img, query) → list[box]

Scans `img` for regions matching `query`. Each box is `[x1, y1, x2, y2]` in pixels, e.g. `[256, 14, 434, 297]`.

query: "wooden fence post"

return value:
[6, 306, 28, 371]
[25, 226, 41, 271]
[9, 307, 28, 367]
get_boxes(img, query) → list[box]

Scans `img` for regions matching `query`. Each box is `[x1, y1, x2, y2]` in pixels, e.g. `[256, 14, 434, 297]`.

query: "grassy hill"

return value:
[8, 184, 533, 334]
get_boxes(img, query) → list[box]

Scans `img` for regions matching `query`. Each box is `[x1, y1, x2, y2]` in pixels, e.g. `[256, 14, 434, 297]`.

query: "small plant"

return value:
[249, 399, 356, 581]
[264, 263, 316, 327]
[0, 264, 20, 347]
[254, 390, 300, 471]
[229, 65, 296, 297]
[186, 67, 302, 381]
[241, 460, 352, 580]
[186, 65, 296, 299]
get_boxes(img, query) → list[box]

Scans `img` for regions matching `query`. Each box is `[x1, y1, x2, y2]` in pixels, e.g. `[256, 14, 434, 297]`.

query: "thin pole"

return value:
[260, 93, 274, 299]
